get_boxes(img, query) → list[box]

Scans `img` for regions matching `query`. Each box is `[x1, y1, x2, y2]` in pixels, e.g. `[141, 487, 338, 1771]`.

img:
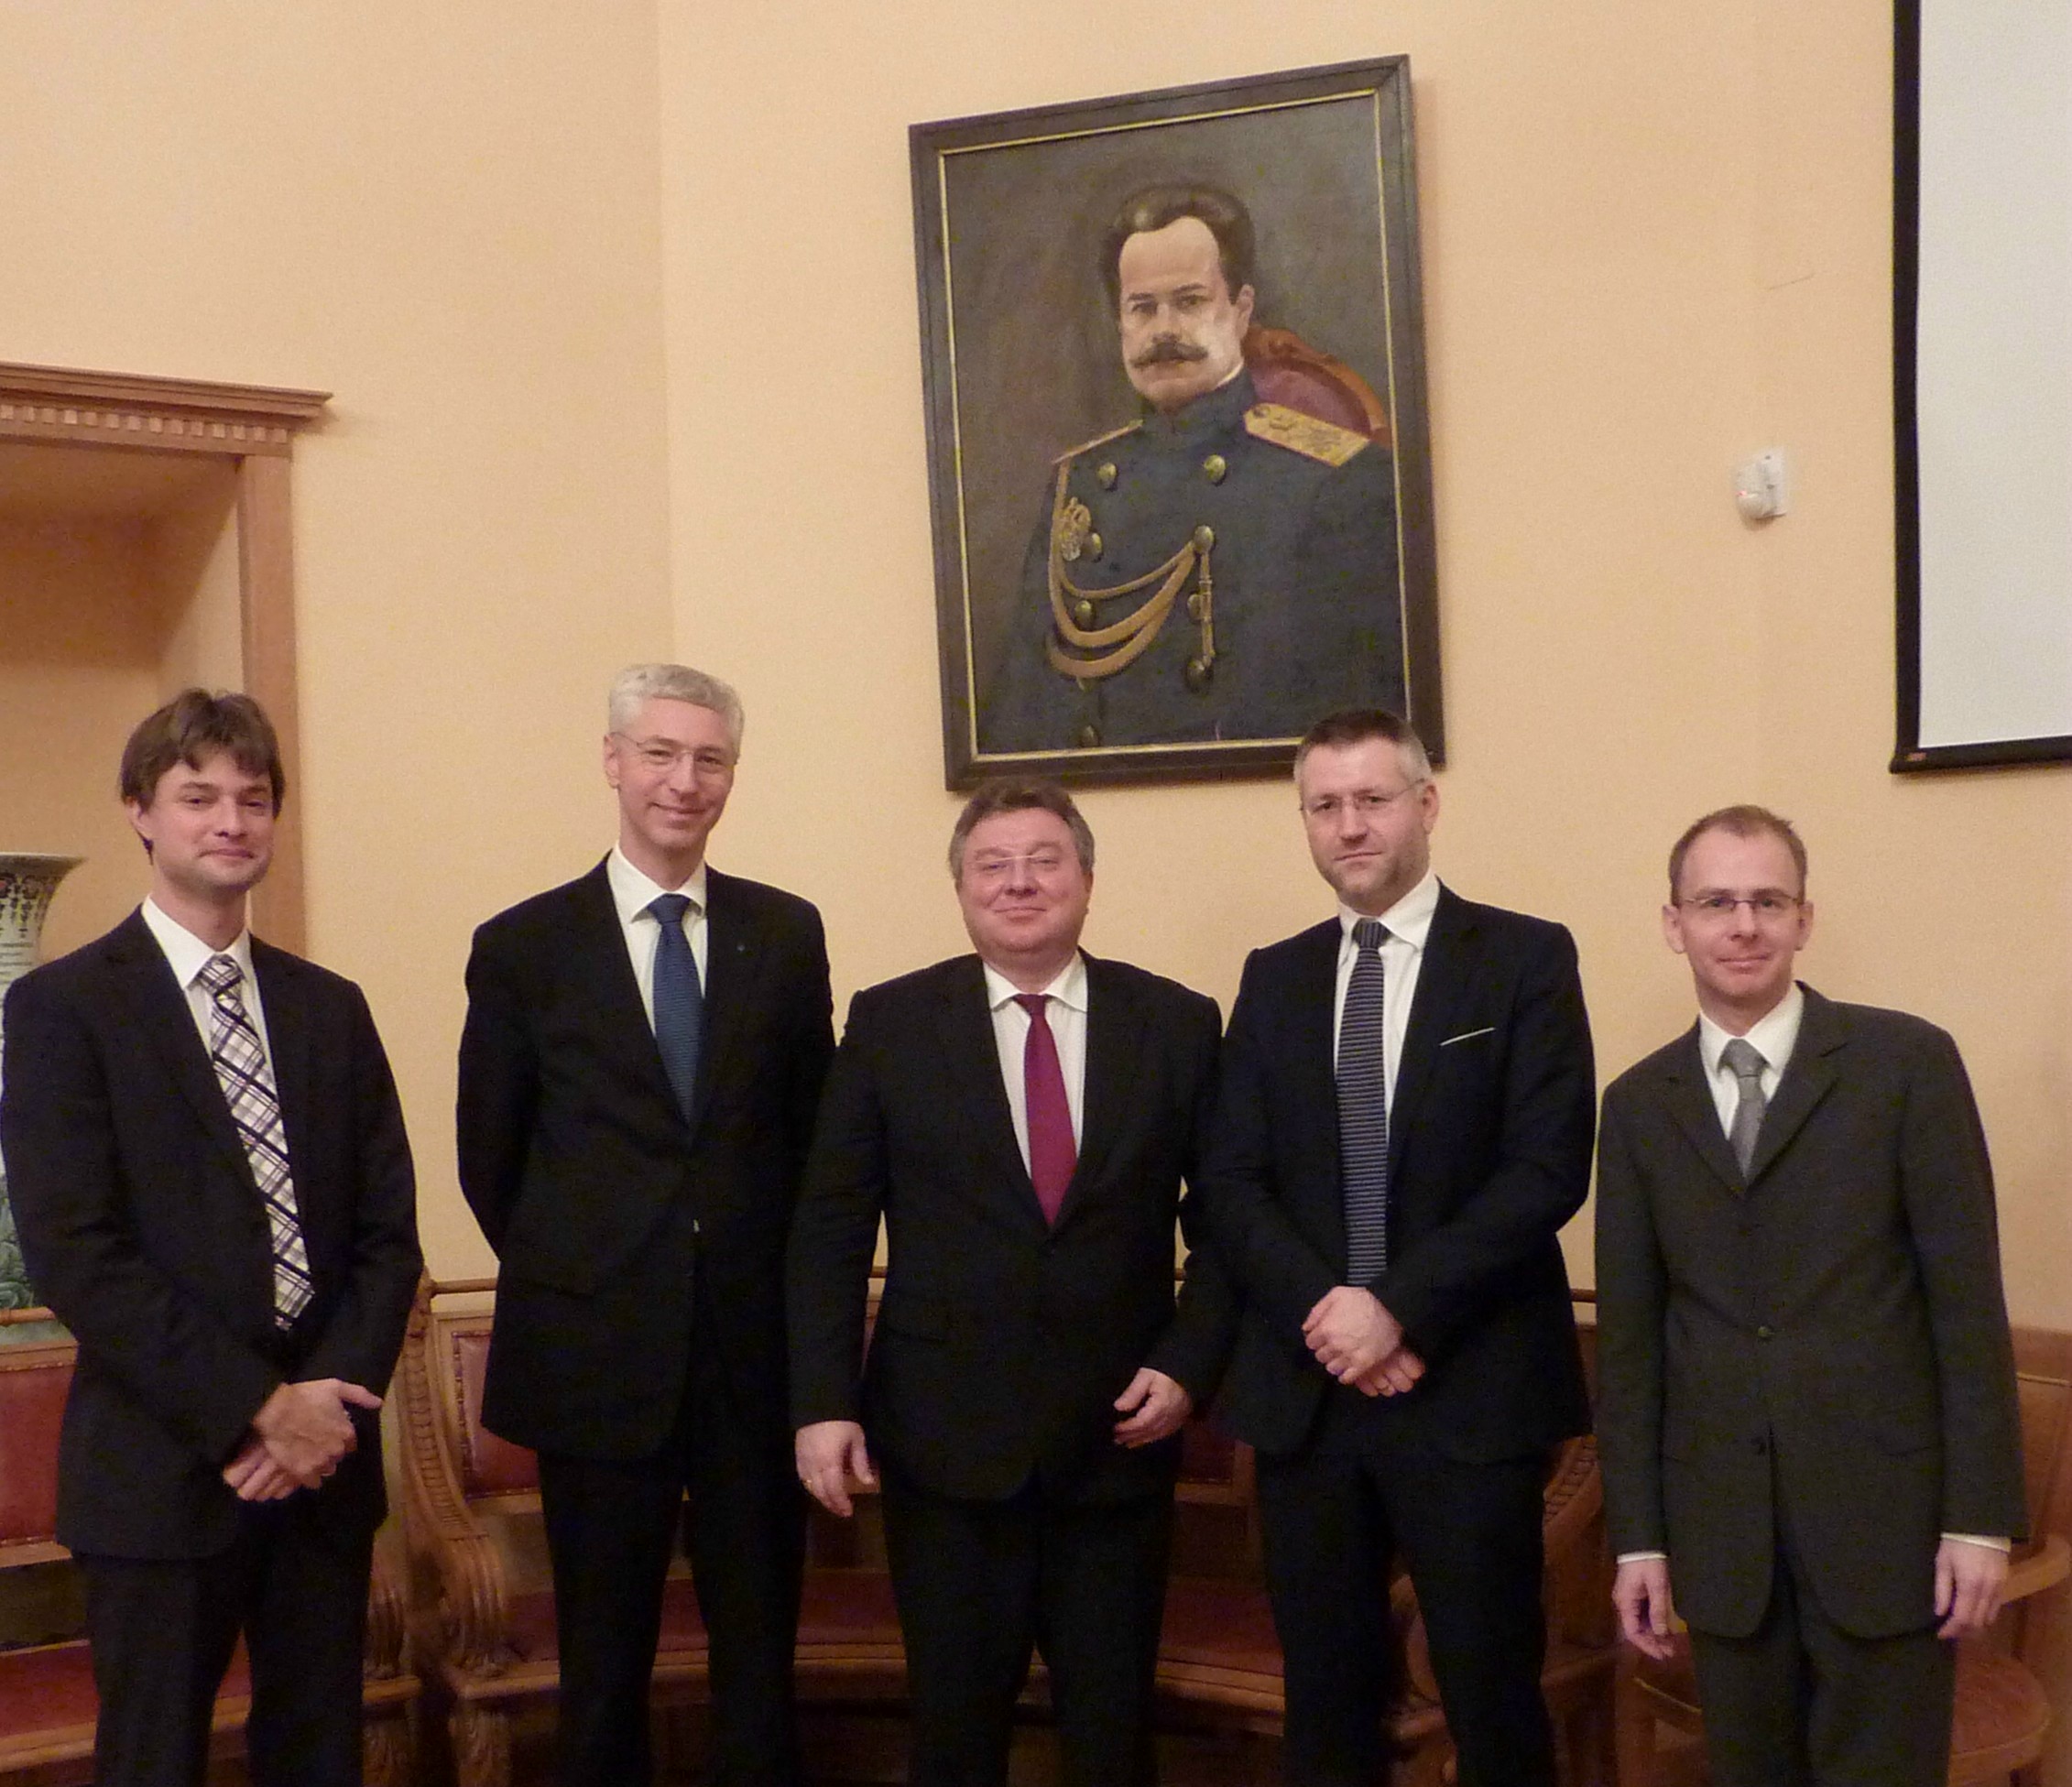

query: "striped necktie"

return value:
[199, 954, 313, 1326]
[1337, 918, 1390, 1281]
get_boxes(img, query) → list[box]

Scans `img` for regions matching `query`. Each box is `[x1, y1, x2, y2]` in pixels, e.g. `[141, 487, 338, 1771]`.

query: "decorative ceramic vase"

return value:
[0, 854, 82, 1311]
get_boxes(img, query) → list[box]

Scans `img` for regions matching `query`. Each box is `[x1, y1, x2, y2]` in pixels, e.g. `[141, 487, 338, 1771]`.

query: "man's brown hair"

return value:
[120, 688, 286, 813]
[1292, 708, 1433, 783]
[1101, 184, 1257, 311]
[1666, 803, 1807, 899]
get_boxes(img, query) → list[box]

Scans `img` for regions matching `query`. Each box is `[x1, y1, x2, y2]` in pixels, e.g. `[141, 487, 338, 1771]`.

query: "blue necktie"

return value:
[648, 892, 703, 1121]
[1337, 918, 1390, 1282]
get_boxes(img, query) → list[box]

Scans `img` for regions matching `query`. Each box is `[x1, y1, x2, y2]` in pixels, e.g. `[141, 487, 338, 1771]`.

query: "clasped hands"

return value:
[220, 1378, 383, 1504]
[1303, 1284, 1424, 1397]
[794, 1367, 1194, 1520]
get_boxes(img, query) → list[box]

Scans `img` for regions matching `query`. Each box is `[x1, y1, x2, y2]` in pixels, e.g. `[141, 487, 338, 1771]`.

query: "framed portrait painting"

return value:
[912, 57, 1441, 789]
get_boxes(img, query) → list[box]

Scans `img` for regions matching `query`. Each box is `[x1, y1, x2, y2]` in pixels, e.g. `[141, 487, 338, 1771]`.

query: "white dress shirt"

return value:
[1331, 869, 1441, 1110]
[605, 847, 710, 1030]
[141, 897, 276, 1069]
[983, 954, 1088, 1173]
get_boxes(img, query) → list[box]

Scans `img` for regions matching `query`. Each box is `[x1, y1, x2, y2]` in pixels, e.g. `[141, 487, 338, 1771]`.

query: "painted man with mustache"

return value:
[983, 184, 1404, 756]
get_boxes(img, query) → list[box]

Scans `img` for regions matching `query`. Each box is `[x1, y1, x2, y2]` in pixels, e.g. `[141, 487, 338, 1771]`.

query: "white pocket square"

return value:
[1440, 1026, 1495, 1047]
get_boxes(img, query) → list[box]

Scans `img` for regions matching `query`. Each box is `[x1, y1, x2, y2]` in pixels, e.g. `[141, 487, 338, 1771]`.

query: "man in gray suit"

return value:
[1595, 803, 2025, 1787]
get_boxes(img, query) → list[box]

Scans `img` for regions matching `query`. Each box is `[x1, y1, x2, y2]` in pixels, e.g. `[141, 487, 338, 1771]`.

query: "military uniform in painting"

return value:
[982, 371, 1401, 754]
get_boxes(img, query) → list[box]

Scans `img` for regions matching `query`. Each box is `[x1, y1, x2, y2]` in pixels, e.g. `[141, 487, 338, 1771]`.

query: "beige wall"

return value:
[3, 4, 2065, 1324]
[655, 0, 2069, 1324]
[1, 2, 675, 1272]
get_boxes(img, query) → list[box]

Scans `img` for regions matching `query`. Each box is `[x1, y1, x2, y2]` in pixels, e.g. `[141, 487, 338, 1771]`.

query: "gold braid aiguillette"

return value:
[1043, 463, 1216, 686]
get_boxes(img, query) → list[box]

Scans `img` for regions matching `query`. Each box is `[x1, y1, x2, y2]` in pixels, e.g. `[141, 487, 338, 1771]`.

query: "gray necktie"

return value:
[1721, 1036, 1767, 1176]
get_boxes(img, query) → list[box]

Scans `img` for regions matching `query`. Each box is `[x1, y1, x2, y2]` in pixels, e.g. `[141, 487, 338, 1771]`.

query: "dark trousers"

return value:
[538, 1334, 805, 1787]
[879, 1463, 1174, 1787]
[80, 1505, 372, 1787]
[1255, 1392, 1553, 1787]
[1687, 1515, 1956, 1787]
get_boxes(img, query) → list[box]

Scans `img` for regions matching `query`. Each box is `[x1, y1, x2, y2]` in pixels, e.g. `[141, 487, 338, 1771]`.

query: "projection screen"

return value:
[1895, 0, 2072, 768]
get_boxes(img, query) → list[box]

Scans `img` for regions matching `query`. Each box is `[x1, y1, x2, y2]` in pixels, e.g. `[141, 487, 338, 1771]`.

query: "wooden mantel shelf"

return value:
[0, 361, 330, 457]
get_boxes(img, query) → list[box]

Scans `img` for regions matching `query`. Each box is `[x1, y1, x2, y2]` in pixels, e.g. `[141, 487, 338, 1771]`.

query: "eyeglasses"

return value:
[613, 734, 736, 779]
[1301, 781, 1427, 823]
[1674, 891, 1805, 921]
[965, 849, 1073, 886]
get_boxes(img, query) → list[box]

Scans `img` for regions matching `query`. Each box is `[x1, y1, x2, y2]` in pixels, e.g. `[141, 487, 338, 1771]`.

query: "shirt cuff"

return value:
[1616, 1551, 1668, 1564]
[1943, 1532, 2012, 1552]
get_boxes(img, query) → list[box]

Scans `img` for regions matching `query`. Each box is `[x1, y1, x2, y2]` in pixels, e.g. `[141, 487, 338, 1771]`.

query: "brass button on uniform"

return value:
[1202, 452, 1227, 484]
[1077, 724, 1101, 748]
[1096, 463, 1118, 490]
[1072, 599, 1096, 629]
[1085, 532, 1102, 561]
[1756, 1324, 1774, 1341]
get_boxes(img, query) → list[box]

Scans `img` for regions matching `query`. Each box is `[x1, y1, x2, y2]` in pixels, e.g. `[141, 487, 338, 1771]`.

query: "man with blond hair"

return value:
[459, 664, 834, 1787]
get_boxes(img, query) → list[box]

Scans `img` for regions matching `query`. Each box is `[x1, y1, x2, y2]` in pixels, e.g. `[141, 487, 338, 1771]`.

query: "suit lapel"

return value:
[570, 861, 682, 1120]
[1386, 886, 1474, 1180]
[932, 957, 1041, 1217]
[104, 913, 251, 1184]
[1746, 986, 1843, 1184]
[1660, 1026, 1744, 1195]
[250, 941, 314, 1191]
[1289, 918, 1341, 1149]
[699, 869, 768, 1137]
[1060, 954, 1142, 1226]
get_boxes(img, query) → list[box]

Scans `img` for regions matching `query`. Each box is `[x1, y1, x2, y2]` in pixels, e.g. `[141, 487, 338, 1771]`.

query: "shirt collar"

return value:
[140, 896, 255, 991]
[1337, 870, 1441, 953]
[1697, 981, 1806, 1080]
[983, 953, 1088, 1015]
[607, 846, 708, 925]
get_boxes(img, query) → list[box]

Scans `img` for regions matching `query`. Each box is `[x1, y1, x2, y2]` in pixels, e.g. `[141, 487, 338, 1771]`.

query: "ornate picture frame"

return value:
[912, 57, 1441, 789]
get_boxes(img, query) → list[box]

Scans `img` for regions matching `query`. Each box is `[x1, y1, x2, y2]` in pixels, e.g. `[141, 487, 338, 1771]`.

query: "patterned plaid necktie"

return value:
[199, 954, 313, 1326]
[1337, 918, 1390, 1282]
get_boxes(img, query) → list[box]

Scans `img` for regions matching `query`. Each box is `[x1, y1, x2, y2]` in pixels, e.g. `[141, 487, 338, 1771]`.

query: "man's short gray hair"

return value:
[607, 664, 746, 754]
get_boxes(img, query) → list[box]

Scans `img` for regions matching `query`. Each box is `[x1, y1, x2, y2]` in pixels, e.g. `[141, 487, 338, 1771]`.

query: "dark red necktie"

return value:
[1014, 993, 1076, 1223]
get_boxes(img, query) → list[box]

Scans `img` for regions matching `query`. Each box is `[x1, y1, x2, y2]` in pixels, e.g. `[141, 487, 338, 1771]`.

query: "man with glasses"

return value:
[1595, 804, 2023, 1787]
[458, 663, 834, 1787]
[1201, 707, 1596, 1787]
[788, 778, 1232, 1787]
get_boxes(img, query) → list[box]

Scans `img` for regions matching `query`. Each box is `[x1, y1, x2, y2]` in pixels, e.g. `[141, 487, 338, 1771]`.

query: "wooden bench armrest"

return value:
[394, 1277, 517, 1674]
[2004, 1531, 2070, 1604]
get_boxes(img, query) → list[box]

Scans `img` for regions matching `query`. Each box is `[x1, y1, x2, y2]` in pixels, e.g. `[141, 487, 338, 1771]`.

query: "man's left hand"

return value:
[1935, 1536, 2009, 1638]
[1303, 1285, 1415, 1388]
[1113, 1367, 1192, 1447]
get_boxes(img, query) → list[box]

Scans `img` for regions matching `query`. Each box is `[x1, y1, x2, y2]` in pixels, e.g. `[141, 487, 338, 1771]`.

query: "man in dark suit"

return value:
[1595, 804, 2025, 1787]
[788, 778, 1231, 1787]
[1202, 707, 1595, 1787]
[0, 689, 420, 1787]
[458, 663, 834, 1787]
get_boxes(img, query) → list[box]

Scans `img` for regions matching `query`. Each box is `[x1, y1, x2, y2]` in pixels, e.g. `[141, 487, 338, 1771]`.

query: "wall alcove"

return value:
[0, 362, 328, 953]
